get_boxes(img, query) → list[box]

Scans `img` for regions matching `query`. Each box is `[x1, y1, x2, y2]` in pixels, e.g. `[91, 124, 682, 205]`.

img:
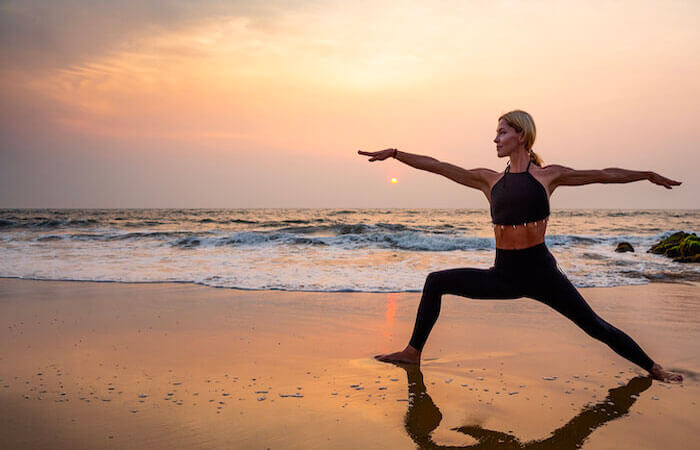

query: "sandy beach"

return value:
[0, 278, 698, 449]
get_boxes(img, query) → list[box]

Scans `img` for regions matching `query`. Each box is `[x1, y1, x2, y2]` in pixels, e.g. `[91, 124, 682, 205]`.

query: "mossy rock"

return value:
[614, 242, 634, 253]
[674, 254, 700, 263]
[648, 231, 699, 263]
[664, 246, 681, 258]
[648, 231, 689, 254]
[679, 235, 700, 257]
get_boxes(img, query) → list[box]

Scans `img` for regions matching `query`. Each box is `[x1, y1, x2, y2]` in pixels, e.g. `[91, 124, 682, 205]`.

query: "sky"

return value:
[1, 0, 698, 209]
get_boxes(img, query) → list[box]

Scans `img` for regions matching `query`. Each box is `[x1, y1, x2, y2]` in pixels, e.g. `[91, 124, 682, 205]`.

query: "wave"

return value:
[17, 230, 681, 253]
[545, 234, 664, 248]
[0, 275, 423, 293]
[197, 218, 258, 224]
[32, 231, 212, 242]
[4, 266, 698, 292]
[0, 218, 101, 229]
[171, 230, 493, 251]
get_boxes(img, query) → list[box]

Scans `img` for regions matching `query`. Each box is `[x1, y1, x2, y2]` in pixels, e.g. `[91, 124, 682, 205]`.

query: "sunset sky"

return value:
[1, 0, 698, 208]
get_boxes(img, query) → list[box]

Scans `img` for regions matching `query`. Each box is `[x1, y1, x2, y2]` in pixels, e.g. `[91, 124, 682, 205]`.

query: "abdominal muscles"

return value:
[494, 217, 548, 249]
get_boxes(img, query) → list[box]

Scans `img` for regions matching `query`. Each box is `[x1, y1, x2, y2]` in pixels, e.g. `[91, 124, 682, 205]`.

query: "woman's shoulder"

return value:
[536, 163, 575, 172]
[532, 163, 571, 180]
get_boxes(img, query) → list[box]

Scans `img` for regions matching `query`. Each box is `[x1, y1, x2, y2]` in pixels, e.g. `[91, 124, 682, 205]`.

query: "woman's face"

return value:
[493, 119, 524, 158]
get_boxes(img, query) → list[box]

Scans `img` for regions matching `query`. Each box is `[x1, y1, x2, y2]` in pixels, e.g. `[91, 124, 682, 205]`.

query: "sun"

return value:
[391, 178, 398, 184]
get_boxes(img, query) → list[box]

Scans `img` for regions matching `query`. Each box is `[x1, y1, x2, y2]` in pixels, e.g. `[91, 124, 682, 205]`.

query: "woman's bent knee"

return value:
[425, 271, 444, 287]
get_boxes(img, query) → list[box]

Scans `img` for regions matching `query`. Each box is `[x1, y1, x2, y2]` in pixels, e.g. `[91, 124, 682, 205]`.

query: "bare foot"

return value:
[374, 346, 421, 365]
[650, 363, 683, 383]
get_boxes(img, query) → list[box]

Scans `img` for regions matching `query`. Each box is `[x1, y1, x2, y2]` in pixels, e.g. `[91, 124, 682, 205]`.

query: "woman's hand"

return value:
[358, 148, 396, 162]
[648, 172, 682, 189]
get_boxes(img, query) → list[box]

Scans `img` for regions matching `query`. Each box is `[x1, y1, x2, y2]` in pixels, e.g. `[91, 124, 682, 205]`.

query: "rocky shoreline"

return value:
[647, 231, 700, 263]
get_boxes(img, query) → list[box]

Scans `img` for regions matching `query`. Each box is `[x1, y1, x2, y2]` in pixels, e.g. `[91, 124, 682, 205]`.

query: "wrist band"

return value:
[392, 149, 398, 158]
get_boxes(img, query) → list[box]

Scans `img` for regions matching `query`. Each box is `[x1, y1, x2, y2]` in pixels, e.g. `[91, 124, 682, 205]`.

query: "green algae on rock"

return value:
[648, 232, 700, 263]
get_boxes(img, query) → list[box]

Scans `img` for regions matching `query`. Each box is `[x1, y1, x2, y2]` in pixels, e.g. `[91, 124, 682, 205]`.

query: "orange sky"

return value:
[1, 0, 698, 208]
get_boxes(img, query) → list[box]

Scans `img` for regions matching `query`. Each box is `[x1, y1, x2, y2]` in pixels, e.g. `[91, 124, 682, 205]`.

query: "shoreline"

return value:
[1, 278, 698, 449]
[0, 275, 697, 294]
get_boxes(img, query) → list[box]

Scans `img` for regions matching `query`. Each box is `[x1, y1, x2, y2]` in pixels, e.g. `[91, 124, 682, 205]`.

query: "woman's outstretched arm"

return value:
[547, 165, 682, 191]
[357, 148, 497, 193]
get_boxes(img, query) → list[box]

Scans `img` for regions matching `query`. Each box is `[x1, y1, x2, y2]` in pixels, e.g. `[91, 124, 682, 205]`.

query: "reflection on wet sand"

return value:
[399, 363, 652, 449]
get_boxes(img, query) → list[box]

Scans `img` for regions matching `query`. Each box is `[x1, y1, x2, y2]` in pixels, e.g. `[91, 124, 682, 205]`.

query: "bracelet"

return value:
[392, 148, 398, 158]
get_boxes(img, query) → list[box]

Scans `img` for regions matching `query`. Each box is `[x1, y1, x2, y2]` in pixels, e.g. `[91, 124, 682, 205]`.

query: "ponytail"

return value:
[529, 149, 544, 167]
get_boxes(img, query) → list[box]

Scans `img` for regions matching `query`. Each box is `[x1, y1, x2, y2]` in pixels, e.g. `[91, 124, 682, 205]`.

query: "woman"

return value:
[358, 110, 683, 383]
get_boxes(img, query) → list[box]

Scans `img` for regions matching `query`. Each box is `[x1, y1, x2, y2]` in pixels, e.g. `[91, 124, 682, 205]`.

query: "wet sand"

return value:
[0, 278, 698, 449]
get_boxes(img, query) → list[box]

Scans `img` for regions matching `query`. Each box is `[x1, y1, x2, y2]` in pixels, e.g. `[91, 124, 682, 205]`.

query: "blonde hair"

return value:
[498, 110, 544, 167]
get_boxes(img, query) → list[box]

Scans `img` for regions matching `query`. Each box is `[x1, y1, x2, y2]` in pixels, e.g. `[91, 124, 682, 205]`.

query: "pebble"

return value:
[444, 378, 453, 384]
[257, 396, 266, 401]
[542, 376, 557, 381]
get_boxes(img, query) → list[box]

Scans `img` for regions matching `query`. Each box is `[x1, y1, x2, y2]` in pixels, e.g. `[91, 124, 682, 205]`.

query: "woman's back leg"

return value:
[529, 268, 655, 372]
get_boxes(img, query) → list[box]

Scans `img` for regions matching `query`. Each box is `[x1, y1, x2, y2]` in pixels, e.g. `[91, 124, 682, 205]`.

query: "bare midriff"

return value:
[493, 217, 548, 250]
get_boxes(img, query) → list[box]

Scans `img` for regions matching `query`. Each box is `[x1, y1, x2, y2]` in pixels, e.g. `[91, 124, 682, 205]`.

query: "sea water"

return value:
[0, 209, 697, 292]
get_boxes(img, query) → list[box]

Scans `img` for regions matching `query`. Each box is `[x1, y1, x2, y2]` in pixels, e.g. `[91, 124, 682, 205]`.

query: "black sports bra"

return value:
[490, 160, 550, 226]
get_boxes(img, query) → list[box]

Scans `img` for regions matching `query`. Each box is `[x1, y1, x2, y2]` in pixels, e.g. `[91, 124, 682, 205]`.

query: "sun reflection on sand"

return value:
[383, 293, 397, 339]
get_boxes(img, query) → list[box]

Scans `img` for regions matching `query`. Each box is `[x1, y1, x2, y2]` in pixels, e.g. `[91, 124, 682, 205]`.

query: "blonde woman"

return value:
[358, 110, 683, 383]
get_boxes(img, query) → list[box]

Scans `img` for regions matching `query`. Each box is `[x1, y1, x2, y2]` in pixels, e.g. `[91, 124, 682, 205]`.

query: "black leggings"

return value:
[408, 243, 655, 371]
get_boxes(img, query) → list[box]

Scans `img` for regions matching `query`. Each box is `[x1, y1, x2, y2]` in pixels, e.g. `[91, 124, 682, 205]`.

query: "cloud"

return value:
[0, 0, 319, 72]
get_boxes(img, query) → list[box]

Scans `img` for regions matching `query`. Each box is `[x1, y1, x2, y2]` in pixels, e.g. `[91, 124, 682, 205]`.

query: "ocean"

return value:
[0, 208, 698, 292]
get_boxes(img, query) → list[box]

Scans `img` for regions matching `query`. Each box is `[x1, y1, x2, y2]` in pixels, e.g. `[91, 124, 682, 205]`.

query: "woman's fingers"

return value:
[650, 173, 682, 189]
[662, 178, 681, 189]
[358, 149, 392, 162]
